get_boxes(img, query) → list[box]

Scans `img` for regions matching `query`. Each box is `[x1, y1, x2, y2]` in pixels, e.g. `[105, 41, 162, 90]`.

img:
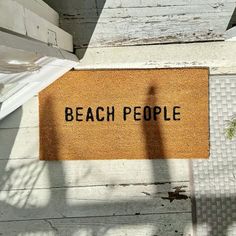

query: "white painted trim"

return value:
[0, 31, 78, 120]
[0, 58, 77, 120]
[14, 0, 59, 26]
[0, 0, 72, 51]
[75, 41, 236, 75]
[0, 30, 78, 62]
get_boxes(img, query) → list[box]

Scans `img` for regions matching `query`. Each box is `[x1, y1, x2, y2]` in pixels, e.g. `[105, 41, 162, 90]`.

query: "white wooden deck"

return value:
[0, 0, 235, 235]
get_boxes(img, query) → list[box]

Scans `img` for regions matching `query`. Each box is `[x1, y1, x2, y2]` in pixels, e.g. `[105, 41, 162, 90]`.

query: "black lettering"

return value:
[76, 107, 83, 121]
[134, 106, 141, 121]
[123, 107, 131, 121]
[164, 106, 171, 121]
[107, 106, 115, 121]
[65, 107, 74, 121]
[173, 106, 181, 120]
[153, 106, 161, 120]
[96, 107, 105, 121]
[143, 106, 151, 121]
[86, 107, 94, 121]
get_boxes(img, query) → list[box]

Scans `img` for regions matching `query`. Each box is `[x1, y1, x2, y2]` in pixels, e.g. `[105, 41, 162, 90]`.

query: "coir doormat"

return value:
[39, 68, 209, 160]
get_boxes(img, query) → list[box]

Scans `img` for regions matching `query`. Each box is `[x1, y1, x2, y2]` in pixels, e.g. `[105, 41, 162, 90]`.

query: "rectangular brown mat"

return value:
[39, 68, 209, 160]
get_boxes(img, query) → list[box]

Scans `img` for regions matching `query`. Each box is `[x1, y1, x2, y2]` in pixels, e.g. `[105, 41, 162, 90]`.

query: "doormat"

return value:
[39, 68, 209, 160]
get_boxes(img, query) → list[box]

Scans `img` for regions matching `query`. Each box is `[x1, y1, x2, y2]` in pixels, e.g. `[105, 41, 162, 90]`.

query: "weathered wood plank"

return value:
[44, 0, 235, 10]
[75, 42, 236, 75]
[53, 0, 235, 48]
[0, 158, 190, 189]
[0, 213, 193, 236]
[102, 0, 235, 9]
[46, 0, 236, 12]
[0, 182, 190, 221]
[61, 5, 234, 18]
[63, 13, 229, 49]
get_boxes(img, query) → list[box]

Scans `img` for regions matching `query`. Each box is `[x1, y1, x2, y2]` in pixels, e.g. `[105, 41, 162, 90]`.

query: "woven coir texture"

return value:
[39, 68, 209, 160]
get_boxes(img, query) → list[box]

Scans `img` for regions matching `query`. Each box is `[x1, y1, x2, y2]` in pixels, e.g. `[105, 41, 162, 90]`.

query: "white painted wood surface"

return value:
[0, 214, 193, 236]
[45, 0, 236, 50]
[0, 0, 73, 51]
[0, 182, 191, 221]
[14, 0, 59, 26]
[75, 41, 236, 75]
